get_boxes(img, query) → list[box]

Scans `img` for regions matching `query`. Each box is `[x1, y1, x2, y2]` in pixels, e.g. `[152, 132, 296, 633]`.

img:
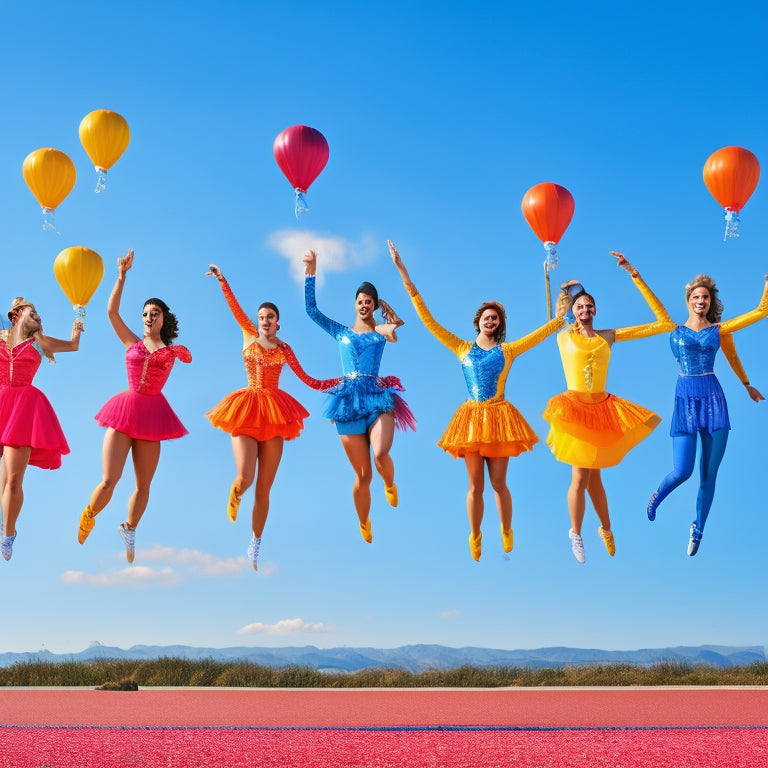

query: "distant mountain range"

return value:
[1, 644, 763, 671]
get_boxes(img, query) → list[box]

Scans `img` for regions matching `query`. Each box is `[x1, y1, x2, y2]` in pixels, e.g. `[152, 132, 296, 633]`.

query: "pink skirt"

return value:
[95, 391, 188, 441]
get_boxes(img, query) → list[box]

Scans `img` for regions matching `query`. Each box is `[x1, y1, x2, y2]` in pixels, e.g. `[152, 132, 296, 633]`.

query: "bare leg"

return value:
[339, 433, 373, 525]
[125, 439, 161, 529]
[586, 469, 611, 530]
[252, 436, 284, 537]
[231, 435, 258, 496]
[487, 456, 512, 530]
[87, 428, 133, 515]
[567, 466, 591, 535]
[369, 413, 395, 486]
[463, 453, 485, 535]
[1, 446, 31, 536]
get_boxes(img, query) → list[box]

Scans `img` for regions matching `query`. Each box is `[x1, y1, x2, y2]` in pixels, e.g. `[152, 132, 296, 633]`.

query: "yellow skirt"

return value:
[542, 390, 660, 469]
[438, 399, 538, 459]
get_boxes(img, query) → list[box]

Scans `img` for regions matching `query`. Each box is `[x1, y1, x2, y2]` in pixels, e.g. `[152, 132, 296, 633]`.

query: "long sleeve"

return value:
[282, 343, 342, 391]
[305, 275, 347, 338]
[614, 274, 676, 342]
[218, 277, 258, 337]
[410, 292, 472, 358]
[172, 345, 192, 364]
[719, 279, 768, 334]
[719, 332, 750, 385]
[504, 316, 565, 357]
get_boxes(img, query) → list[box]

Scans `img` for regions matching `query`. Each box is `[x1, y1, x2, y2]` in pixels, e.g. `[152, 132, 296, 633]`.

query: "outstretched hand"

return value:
[388, 239, 416, 295]
[302, 250, 317, 276]
[611, 250, 638, 277]
[207, 264, 223, 280]
[117, 248, 134, 276]
[746, 384, 765, 403]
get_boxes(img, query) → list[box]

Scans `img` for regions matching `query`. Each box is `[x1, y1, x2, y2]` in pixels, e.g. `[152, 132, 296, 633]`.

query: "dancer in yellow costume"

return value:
[390, 241, 568, 561]
[543, 252, 675, 563]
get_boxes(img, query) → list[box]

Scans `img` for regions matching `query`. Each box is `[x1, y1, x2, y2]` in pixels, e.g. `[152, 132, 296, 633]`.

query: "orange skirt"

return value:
[437, 399, 538, 459]
[542, 390, 660, 468]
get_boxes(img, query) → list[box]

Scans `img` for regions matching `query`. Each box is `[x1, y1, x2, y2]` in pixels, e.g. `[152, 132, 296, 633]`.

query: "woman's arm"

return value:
[207, 264, 258, 337]
[719, 275, 768, 334]
[375, 299, 404, 342]
[719, 332, 764, 402]
[281, 343, 342, 390]
[505, 293, 568, 356]
[108, 249, 140, 347]
[35, 314, 84, 356]
[302, 250, 346, 338]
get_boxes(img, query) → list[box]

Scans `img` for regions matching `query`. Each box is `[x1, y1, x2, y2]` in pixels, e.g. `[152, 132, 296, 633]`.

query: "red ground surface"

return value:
[1, 687, 765, 767]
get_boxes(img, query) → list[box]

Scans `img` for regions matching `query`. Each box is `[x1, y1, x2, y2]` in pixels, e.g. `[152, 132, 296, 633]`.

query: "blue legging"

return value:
[652, 429, 729, 532]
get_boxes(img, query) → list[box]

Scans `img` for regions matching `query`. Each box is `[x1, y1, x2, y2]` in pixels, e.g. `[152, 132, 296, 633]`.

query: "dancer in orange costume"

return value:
[205, 264, 340, 570]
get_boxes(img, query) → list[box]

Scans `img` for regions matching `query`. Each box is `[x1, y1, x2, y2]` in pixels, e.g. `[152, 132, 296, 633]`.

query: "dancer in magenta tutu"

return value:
[77, 249, 191, 562]
[0, 298, 83, 560]
[205, 264, 340, 570]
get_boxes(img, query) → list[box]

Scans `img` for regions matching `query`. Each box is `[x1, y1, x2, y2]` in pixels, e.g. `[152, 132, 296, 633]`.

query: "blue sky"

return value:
[0, 1, 766, 655]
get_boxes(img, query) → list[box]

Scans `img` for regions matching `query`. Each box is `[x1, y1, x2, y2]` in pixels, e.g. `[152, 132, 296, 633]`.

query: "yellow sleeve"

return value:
[504, 316, 565, 357]
[720, 278, 768, 334]
[614, 273, 676, 342]
[719, 332, 750, 385]
[411, 292, 473, 358]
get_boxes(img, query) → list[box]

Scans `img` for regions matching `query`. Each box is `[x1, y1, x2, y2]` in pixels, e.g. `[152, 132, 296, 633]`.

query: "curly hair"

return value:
[144, 298, 179, 346]
[685, 275, 722, 323]
[473, 301, 506, 343]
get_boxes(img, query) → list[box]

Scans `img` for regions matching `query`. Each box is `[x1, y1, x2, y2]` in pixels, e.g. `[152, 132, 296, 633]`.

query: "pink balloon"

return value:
[273, 125, 329, 193]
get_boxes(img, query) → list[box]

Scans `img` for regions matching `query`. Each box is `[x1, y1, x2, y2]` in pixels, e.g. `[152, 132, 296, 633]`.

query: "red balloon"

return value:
[521, 182, 575, 244]
[273, 125, 329, 193]
[703, 146, 760, 213]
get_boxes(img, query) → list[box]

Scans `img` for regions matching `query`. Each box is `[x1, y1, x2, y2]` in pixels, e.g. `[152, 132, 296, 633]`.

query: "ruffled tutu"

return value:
[95, 390, 188, 441]
[0, 385, 69, 469]
[323, 375, 416, 432]
[206, 387, 309, 441]
[438, 399, 538, 459]
[670, 374, 729, 436]
[542, 390, 660, 468]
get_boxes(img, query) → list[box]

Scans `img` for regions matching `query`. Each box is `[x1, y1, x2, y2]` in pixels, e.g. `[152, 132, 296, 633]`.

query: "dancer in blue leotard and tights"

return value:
[302, 249, 415, 544]
[647, 273, 768, 556]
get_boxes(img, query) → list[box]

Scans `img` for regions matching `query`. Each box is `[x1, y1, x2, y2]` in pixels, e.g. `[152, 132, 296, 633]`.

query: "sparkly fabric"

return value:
[206, 278, 339, 441]
[95, 341, 191, 441]
[669, 325, 729, 435]
[0, 338, 69, 469]
[305, 276, 415, 433]
[410, 293, 562, 458]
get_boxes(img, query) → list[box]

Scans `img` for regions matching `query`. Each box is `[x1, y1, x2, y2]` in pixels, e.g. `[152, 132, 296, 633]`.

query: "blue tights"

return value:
[652, 429, 729, 532]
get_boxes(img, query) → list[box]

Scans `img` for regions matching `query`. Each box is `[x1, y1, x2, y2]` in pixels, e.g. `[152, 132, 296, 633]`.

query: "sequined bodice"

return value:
[558, 331, 611, 392]
[670, 325, 719, 375]
[125, 341, 191, 395]
[0, 338, 41, 387]
[243, 343, 286, 388]
[338, 331, 385, 377]
[463, 344, 505, 401]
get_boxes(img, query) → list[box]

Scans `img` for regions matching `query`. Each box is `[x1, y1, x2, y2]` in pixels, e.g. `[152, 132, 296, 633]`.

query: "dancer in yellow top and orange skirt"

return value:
[543, 252, 676, 563]
[390, 240, 568, 561]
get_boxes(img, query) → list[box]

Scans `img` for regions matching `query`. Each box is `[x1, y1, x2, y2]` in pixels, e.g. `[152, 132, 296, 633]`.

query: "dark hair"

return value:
[356, 282, 379, 309]
[258, 301, 280, 320]
[685, 275, 722, 323]
[144, 298, 179, 346]
[473, 301, 506, 343]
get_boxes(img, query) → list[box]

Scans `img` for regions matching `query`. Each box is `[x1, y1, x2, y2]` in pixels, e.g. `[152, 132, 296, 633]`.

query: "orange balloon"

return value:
[521, 182, 575, 244]
[703, 146, 760, 213]
[79, 109, 130, 171]
[53, 247, 104, 306]
[22, 148, 76, 211]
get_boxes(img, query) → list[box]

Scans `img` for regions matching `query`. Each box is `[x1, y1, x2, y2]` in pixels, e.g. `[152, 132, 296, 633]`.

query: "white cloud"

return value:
[440, 609, 460, 619]
[61, 566, 181, 587]
[237, 617, 333, 635]
[266, 229, 377, 284]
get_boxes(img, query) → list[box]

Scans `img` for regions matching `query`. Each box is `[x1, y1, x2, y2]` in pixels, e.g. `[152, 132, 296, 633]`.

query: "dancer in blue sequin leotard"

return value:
[302, 249, 415, 544]
[647, 273, 768, 556]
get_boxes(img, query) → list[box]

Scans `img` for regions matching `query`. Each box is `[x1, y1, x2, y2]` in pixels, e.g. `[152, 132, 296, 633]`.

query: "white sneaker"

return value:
[569, 529, 585, 563]
[1, 532, 16, 561]
[248, 535, 261, 571]
[118, 523, 136, 564]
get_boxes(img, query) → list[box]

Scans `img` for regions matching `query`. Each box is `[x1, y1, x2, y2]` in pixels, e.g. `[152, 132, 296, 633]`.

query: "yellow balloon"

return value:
[79, 109, 130, 171]
[22, 148, 76, 211]
[53, 247, 104, 306]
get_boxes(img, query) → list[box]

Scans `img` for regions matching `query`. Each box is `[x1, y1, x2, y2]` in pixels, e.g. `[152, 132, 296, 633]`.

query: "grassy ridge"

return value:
[0, 658, 766, 687]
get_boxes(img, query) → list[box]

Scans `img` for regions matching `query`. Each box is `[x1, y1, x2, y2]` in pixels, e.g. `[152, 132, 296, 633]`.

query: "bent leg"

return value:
[340, 433, 373, 525]
[586, 469, 610, 530]
[652, 434, 697, 509]
[252, 437, 284, 537]
[369, 413, 395, 486]
[126, 439, 161, 529]
[88, 429, 133, 515]
[695, 428, 728, 533]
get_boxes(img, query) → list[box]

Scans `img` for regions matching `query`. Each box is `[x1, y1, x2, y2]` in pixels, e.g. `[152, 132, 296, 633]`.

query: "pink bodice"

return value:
[0, 339, 42, 387]
[125, 341, 192, 395]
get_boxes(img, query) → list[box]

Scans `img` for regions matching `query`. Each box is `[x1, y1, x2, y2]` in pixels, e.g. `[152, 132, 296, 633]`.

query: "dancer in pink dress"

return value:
[0, 298, 83, 560]
[77, 250, 191, 562]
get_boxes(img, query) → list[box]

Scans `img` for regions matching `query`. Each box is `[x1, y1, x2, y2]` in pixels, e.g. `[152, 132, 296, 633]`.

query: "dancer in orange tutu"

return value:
[542, 252, 675, 563]
[205, 264, 340, 570]
[0, 299, 83, 560]
[390, 241, 568, 561]
[77, 250, 191, 563]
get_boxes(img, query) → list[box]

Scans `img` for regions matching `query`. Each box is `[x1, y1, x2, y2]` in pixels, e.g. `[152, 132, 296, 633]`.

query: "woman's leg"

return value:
[252, 436, 284, 538]
[339, 433, 374, 527]
[125, 439, 162, 529]
[586, 469, 610, 530]
[87, 429, 134, 515]
[648, 434, 697, 519]
[369, 413, 397, 505]
[567, 466, 591, 535]
[1, 446, 31, 537]
[229, 435, 259, 522]
[463, 453, 485, 535]
[487, 456, 512, 530]
[695, 428, 728, 533]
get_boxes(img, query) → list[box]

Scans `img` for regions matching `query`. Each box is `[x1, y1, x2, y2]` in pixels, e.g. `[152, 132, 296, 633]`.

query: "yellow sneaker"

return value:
[227, 481, 242, 523]
[501, 524, 514, 553]
[384, 484, 398, 507]
[469, 531, 482, 562]
[598, 526, 615, 556]
[359, 517, 373, 544]
[78, 506, 96, 544]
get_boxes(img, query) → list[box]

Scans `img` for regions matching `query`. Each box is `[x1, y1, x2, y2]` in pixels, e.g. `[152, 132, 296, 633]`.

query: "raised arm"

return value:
[35, 312, 84, 357]
[719, 275, 768, 334]
[719, 332, 764, 402]
[610, 252, 676, 342]
[108, 249, 140, 348]
[207, 264, 258, 337]
[505, 293, 568, 356]
[302, 250, 346, 338]
[281, 343, 342, 391]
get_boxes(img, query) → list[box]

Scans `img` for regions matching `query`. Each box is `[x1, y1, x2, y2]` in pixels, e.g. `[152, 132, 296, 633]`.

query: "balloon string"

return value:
[723, 208, 740, 240]
[94, 167, 108, 194]
[543, 241, 559, 271]
[74, 305, 87, 322]
[294, 189, 309, 219]
[41, 207, 61, 235]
